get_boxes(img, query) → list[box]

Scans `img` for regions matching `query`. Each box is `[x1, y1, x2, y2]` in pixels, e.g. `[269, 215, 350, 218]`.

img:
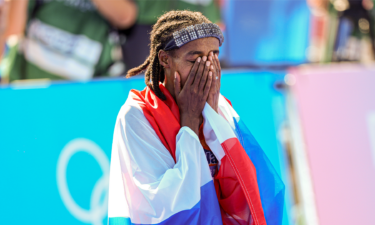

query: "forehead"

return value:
[174, 37, 220, 56]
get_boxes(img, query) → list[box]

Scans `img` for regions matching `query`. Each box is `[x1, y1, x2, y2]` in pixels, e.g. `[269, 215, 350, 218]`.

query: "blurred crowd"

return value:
[307, 0, 375, 63]
[0, 0, 374, 84]
[1, 2, 374, 225]
[0, 0, 221, 83]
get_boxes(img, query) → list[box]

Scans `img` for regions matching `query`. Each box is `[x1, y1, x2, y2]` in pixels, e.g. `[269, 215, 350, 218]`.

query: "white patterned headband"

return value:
[164, 23, 224, 51]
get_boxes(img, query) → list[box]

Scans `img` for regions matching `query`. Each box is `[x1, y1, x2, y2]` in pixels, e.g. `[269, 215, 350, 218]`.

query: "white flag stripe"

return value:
[108, 96, 213, 224]
[202, 102, 237, 145]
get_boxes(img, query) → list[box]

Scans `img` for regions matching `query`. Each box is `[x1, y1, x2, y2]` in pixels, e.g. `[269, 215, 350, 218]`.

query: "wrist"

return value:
[213, 93, 219, 113]
[180, 113, 199, 135]
[207, 98, 219, 113]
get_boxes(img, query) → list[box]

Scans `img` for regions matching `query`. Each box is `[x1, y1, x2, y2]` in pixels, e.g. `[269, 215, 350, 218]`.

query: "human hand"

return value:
[207, 52, 221, 113]
[174, 56, 213, 135]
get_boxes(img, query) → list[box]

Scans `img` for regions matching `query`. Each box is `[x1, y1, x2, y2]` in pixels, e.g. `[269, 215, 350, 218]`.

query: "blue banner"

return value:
[221, 0, 310, 66]
[0, 71, 292, 225]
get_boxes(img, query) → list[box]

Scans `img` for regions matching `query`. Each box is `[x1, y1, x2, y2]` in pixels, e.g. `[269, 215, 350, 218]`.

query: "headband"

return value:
[164, 23, 224, 51]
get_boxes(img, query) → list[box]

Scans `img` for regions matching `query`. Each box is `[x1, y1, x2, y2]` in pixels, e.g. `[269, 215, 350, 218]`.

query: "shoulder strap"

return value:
[27, 0, 44, 24]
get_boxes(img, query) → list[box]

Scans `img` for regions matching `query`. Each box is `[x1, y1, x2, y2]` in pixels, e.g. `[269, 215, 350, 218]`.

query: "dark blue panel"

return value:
[108, 181, 222, 225]
[234, 118, 285, 225]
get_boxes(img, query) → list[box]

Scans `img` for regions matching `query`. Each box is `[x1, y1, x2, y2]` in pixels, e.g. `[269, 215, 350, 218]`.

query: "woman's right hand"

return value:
[174, 56, 213, 135]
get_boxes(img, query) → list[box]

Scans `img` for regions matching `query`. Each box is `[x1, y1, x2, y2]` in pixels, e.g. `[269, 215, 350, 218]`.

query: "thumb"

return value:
[174, 71, 181, 97]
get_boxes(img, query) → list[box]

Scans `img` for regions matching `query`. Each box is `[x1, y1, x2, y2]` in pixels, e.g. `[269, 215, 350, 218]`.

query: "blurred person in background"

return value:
[307, 0, 375, 62]
[0, 0, 137, 83]
[331, 0, 375, 61]
[122, 0, 221, 72]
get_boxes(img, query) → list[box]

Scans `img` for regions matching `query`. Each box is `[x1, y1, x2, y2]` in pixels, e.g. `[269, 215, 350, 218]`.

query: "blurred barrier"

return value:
[288, 64, 375, 225]
[221, 0, 310, 67]
[0, 71, 292, 225]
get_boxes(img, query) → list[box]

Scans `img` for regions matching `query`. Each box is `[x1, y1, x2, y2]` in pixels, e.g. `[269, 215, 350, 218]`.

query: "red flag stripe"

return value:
[221, 138, 267, 225]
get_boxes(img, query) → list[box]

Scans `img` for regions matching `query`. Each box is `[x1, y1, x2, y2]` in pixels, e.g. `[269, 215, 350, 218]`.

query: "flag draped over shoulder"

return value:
[108, 84, 284, 225]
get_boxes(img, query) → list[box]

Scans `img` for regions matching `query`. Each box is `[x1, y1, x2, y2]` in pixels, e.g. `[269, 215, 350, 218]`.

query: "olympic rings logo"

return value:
[57, 138, 109, 225]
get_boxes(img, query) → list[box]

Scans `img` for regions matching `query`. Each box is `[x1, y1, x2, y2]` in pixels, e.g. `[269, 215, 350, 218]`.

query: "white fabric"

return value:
[217, 95, 240, 126]
[108, 96, 213, 224]
[108, 93, 241, 224]
[25, 20, 102, 80]
[202, 96, 238, 164]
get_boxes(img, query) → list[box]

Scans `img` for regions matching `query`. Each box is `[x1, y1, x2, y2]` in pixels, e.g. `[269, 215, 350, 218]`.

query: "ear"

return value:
[158, 50, 170, 68]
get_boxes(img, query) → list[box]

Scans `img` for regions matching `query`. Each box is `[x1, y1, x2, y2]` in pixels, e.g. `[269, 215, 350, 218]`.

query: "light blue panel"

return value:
[220, 70, 292, 225]
[0, 72, 293, 225]
[0, 78, 145, 225]
[222, 0, 310, 66]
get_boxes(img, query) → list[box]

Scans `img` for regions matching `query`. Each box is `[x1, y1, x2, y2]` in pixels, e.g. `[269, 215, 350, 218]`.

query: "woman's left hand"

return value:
[207, 51, 221, 113]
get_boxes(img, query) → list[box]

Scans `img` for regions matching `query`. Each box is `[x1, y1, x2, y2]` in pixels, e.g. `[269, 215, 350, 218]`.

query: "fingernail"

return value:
[202, 56, 207, 61]
[209, 71, 212, 76]
[211, 65, 214, 70]
[210, 52, 214, 56]
[215, 54, 218, 59]
[197, 57, 201, 62]
[174, 71, 177, 79]
[206, 61, 211, 66]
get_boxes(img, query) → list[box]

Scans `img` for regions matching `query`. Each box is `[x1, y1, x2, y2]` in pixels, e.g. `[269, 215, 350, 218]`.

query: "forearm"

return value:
[91, 0, 137, 29]
[5, 0, 27, 37]
[0, 0, 8, 57]
[0, 34, 5, 58]
[1, 0, 27, 57]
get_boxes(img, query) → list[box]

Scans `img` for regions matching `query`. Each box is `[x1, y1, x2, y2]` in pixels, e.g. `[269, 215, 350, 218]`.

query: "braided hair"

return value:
[126, 10, 211, 100]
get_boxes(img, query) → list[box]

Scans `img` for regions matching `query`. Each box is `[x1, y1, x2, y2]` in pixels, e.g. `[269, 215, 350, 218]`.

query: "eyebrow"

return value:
[187, 50, 220, 55]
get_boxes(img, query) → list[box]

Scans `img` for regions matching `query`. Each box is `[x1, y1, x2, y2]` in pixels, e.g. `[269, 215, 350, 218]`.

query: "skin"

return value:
[0, 0, 10, 58]
[159, 37, 222, 135]
[91, 0, 137, 29]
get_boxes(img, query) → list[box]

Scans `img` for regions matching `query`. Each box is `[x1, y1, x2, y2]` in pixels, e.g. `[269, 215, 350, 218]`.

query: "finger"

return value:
[208, 52, 219, 84]
[174, 71, 181, 97]
[208, 52, 216, 67]
[210, 52, 218, 73]
[209, 52, 215, 63]
[198, 60, 211, 92]
[208, 52, 214, 65]
[203, 71, 213, 99]
[210, 64, 217, 90]
[213, 54, 221, 91]
[192, 56, 207, 89]
[215, 54, 221, 80]
[185, 57, 201, 86]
